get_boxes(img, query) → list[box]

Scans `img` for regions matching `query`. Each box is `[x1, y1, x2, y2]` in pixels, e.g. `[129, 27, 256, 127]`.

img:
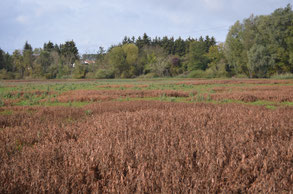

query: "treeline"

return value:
[0, 4, 292, 79]
[0, 41, 79, 79]
[88, 34, 217, 79]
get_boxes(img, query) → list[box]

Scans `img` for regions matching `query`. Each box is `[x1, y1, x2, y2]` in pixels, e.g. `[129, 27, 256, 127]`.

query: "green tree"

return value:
[34, 50, 53, 77]
[225, 21, 246, 75]
[107, 46, 127, 78]
[122, 44, 139, 77]
[12, 50, 24, 78]
[247, 44, 274, 78]
[97, 47, 106, 60]
[287, 25, 293, 71]
[142, 46, 169, 76]
[24, 41, 32, 51]
[188, 41, 209, 71]
[225, 4, 293, 77]
[122, 44, 138, 65]
[23, 41, 33, 77]
[267, 4, 293, 73]
[204, 36, 216, 52]
[0, 49, 14, 79]
[73, 62, 87, 79]
[135, 36, 144, 49]
[161, 36, 174, 55]
[60, 40, 79, 65]
[142, 33, 151, 47]
[54, 44, 61, 54]
[168, 56, 182, 76]
[43, 41, 55, 52]
[174, 37, 186, 57]
[206, 43, 228, 77]
[0, 49, 4, 70]
[5, 53, 13, 72]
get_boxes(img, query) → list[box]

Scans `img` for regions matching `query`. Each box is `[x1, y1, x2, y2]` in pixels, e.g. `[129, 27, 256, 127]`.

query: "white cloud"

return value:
[18, 0, 88, 17]
[202, 0, 225, 11]
[15, 15, 29, 24]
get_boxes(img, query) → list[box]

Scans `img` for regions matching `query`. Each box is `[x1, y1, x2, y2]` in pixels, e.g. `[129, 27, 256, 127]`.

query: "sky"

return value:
[0, 0, 292, 54]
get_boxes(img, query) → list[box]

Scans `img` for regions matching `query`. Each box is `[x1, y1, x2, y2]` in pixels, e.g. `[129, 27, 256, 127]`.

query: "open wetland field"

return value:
[0, 78, 293, 193]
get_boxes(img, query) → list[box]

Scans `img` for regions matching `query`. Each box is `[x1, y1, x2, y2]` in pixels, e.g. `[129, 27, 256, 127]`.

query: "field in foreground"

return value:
[0, 79, 293, 193]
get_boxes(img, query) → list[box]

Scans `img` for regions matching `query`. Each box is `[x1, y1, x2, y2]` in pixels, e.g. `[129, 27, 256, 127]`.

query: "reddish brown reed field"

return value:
[57, 90, 190, 102]
[97, 84, 148, 89]
[177, 79, 293, 86]
[210, 85, 293, 102]
[1, 101, 292, 193]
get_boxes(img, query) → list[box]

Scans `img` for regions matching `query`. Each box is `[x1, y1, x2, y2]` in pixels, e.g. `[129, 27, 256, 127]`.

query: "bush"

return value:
[13, 72, 23, 79]
[204, 68, 216, 78]
[0, 98, 4, 106]
[85, 72, 95, 79]
[138, 73, 159, 79]
[175, 72, 189, 78]
[120, 71, 130, 79]
[205, 63, 229, 78]
[188, 70, 208, 78]
[270, 73, 293, 79]
[0, 69, 15, 79]
[95, 69, 114, 79]
[233, 73, 248, 78]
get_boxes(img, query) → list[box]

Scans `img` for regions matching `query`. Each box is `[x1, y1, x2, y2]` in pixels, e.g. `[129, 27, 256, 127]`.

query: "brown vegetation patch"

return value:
[210, 85, 293, 102]
[1, 101, 292, 193]
[9, 90, 55, 97]
[97, 84, 148, 89]
[57, 90, 190, 102]
[1, 99, 21, 106]
[177, 79, 293, 86]
[0, 106, 82, 129]
[1, 79, 97, 83]
[238, 94, 259, 102]
[211, 90, 293, 103]
[213, 85, 293, 93]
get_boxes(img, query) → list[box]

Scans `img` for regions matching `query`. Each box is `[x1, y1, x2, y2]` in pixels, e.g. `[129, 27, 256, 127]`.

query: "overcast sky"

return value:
[0, 0, 291, 54]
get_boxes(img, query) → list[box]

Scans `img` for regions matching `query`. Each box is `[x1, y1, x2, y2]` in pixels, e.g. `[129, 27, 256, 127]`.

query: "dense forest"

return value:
[0, 5, 292, 79]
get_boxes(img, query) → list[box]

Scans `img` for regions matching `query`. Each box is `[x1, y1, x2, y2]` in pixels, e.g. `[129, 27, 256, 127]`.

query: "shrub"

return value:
[95, 69, 114, 79]
[270, 73, 293, 79]
[0, 98, 4, 106]
[188, 70, 207, 78]
[0, 69, 15, 79]
[138, 72, 159, 79]
[233, 73, 248, 78]
[85, 72, 95, 79]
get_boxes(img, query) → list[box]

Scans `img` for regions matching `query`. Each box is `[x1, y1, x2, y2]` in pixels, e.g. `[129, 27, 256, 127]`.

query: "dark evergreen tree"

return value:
[23, 41, 33, 77]
[3, 52, 13, 72]
[44, 41, 54, 52]
[0, 49, 4, 70]
[60, 40, 79, 65]
[188, 41, 210, 71]
[54, 44, 60, 53]
[24, 41, 32, 51]
[97, 46, 106, 59]
[142, 33, 151, 46]
[199, 36, 204, 42]
[135, 36, 144, 49]
[131, 36, 136, 43]
[174, 37, 186, 56]
[122, 36, 131, 45]
[169, 37, 175, 54]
